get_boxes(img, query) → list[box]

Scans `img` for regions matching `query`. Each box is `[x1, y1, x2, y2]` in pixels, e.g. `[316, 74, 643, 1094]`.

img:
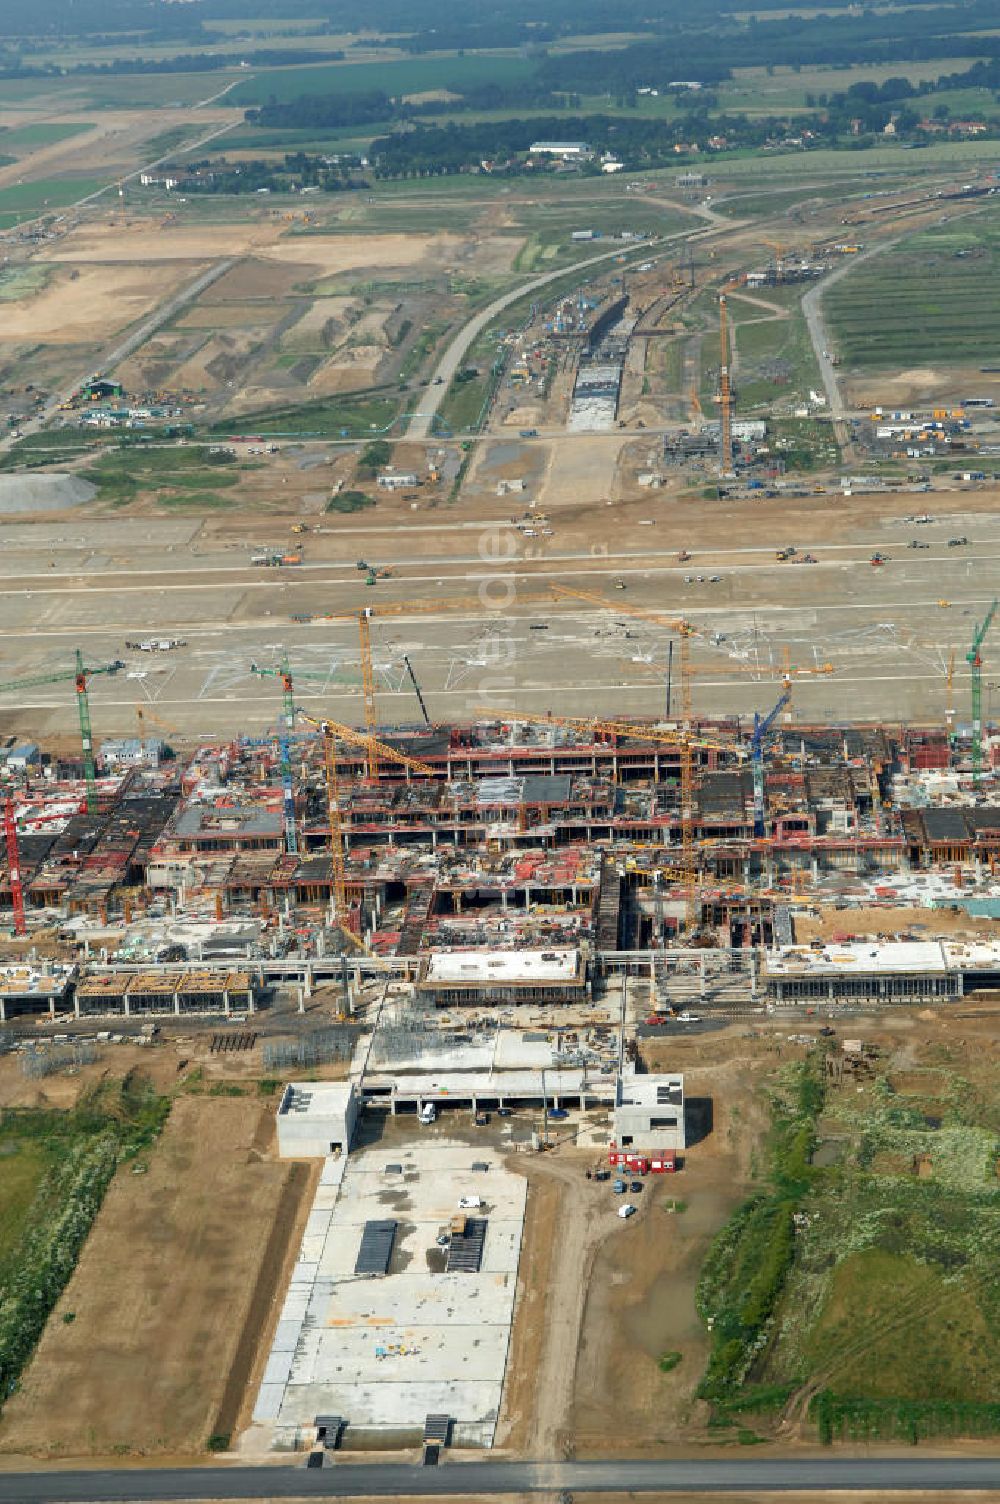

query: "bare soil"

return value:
[0, 1095, 307, 1459]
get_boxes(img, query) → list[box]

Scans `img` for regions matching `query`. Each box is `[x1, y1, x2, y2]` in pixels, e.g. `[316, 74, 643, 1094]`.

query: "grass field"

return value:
[0, 175, 109, 226]
[721, 58, 988, 113]
[205, 387, 401, 439]
[229, 53, 536, 107]
[699, 1039, 1000, 1445]
[825, 207, 1000, 368]
[0, 122, 92, 152]
[0, 1133, 56, 1289]
[82, 446, 243, 508]
[730, 285, 824, 410]
[0, 1078, 169, 1414]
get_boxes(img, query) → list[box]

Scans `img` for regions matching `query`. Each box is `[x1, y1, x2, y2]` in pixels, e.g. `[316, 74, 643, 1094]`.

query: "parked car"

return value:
[617, 1203, 637, 1219]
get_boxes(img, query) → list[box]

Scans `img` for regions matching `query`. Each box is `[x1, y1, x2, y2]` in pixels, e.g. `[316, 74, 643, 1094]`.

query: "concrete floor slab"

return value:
[254, 1136, 527, 1444]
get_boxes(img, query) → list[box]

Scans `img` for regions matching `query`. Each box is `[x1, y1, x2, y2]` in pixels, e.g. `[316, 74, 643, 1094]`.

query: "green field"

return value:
[825, 208, 1000, 368]
[721, 58, 988, 113]
[229, 52, 536, 106]
[82, 446, 244, 508]
[698, 1045, 1000, 1445]
[204, 387, 402, 439]
[731, 284, 824, 410]
[0, 122, 92, 151]
[0, 175, 109, 227]
[0, 1135, 55, 1288]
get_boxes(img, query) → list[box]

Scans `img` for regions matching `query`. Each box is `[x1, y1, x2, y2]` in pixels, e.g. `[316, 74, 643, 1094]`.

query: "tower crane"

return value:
[3, 795, 25, 937]
[548, 582, 705, 895]
[719, 291, 734, 476]
[752, 689, 791, 838]
[322, 591, 551, 780]
[967, 597, 998, 783]
[251, 658, 435, 775]
[295, 708, 355, 944]
[0, 651, 123, 814]
[403, 655, 432, 727]
[248, 654, 299, 855]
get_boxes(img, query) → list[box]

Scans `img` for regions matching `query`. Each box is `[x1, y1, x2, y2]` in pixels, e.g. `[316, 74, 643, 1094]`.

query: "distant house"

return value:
[376, 472, 419, 490]
[528, 141, 592, 160]
[677, 171, 708, 188]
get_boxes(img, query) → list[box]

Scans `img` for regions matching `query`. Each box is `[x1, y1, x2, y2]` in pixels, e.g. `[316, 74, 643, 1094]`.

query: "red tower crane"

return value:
[4, 796, 25, 937]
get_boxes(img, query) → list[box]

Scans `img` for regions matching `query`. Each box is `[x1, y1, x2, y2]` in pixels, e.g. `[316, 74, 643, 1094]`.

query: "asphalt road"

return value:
[800, 239, 896, 429]
[405, 221, 725, 441]
[6, 1456, 1000, 1501]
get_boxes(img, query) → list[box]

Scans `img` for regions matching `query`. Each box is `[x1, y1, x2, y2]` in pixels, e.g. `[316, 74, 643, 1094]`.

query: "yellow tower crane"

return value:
[323, 591, 552, 782]
[719, 291, 734, 477]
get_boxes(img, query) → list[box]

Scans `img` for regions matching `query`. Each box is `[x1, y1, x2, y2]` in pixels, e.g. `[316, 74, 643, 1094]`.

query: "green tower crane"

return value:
[249, 653, 301, 856]
[967, 597, 998, 785]
[0, 651, 124, 813]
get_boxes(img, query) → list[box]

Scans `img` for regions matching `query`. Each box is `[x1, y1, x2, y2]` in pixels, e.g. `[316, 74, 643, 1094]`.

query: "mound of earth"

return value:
[0, 473, 95, 513]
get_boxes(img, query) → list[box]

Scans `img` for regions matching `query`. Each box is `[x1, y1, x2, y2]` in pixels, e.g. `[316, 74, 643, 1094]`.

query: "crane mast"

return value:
[752, 689, 791, 838]
[403, 655, 431, 727]
[719, 293, 734, 477]
[357, 609, 380, 782]
[967, 597, 998, 784]
[3, 796, 25, 937]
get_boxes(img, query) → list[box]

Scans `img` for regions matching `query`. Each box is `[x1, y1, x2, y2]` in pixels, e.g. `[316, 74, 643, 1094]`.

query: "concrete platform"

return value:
[253, 1137, 527, 1447]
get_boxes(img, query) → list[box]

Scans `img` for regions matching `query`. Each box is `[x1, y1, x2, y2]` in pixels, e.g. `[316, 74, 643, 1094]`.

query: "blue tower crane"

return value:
[752, 689, 791, 838]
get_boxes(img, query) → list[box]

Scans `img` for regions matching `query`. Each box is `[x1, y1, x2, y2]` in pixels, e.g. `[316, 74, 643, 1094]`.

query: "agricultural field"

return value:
[228, 53, 538, 107]
[0, 122, 92, 153]
[825, 207, 1000, 371]
[0, 175, 108, 227]
[697, 1028, 1000, 1446]
[720, 58, 990, 114]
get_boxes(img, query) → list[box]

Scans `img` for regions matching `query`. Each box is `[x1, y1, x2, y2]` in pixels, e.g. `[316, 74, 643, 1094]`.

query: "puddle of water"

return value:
[622, 1267, 701, 1358]
[621, 1187, 740, 1358]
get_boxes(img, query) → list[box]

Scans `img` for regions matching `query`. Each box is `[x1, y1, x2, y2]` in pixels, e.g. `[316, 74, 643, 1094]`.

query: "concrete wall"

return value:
[276, 1083, 359, 1159]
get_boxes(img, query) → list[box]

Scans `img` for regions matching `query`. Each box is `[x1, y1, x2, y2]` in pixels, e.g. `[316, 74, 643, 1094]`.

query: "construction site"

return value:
[2, 66, 1000, 1478]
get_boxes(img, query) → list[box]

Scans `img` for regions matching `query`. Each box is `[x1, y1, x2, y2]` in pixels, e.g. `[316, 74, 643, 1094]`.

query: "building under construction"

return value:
[2, 708, 1000, 1020]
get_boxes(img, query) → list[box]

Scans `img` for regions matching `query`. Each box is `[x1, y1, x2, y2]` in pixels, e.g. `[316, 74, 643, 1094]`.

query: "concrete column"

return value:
[304, 963, 313, 999]
[73, 992, 80, 1019]
[124, 992, 130, 1017]
[224, 990, 230, 1016]
[700, 954, 707, 1000]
